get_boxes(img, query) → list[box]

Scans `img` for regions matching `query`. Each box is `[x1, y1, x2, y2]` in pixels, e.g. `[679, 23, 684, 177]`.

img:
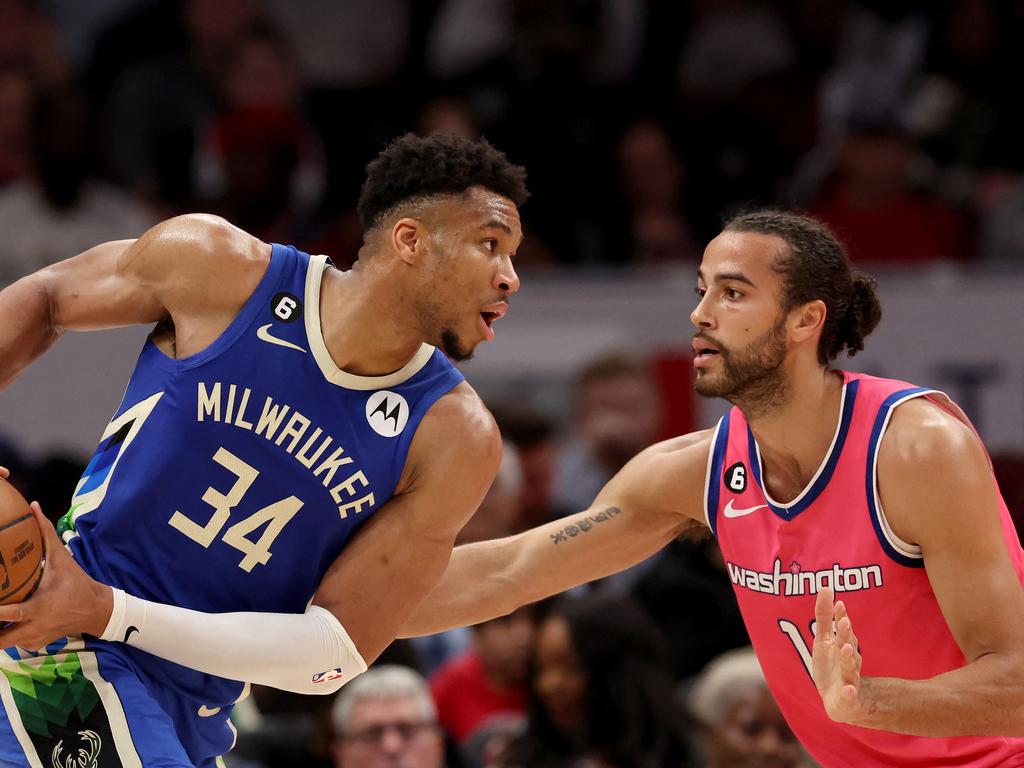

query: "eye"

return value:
[724, 288, 743, 300]
[483, 239, 498, 252]
[695, 287, 706, 298]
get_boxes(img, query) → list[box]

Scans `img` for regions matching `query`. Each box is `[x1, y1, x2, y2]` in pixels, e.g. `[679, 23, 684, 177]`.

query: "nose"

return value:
[690, 292, 713, 329]
[495, 256, 520, 295]
[379, 727, 404, 755]
[756, 726, 785, 755]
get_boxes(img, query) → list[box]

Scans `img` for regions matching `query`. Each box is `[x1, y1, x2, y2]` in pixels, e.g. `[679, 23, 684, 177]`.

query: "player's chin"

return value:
[440, 329, 476, 362]
[694, 371, 729, 398]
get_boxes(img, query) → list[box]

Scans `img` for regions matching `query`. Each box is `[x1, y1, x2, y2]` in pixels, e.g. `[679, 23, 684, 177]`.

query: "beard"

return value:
[440, 328, 474, 362]
[694, 315, 788, 414]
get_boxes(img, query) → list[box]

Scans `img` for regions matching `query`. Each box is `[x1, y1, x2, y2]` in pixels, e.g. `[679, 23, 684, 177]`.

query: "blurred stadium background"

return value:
[1, 1, 1023, 766]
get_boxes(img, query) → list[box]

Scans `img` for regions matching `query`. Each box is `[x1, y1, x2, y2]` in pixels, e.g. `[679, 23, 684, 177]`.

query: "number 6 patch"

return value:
[725, 462, 747, 493]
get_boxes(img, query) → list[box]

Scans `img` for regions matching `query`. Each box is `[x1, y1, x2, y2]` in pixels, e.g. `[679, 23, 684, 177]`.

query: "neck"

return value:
[741, 363, 845, 503]
[318, 258, 427, 376]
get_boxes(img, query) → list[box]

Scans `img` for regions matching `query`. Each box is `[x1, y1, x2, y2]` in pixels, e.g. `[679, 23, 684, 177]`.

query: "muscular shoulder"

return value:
[402, 381, 502, 489]
[599, 428, 715, 525]
[879, 397, 983, 474]
[122, 214, 271, 317]
[878, 396, 991, 544]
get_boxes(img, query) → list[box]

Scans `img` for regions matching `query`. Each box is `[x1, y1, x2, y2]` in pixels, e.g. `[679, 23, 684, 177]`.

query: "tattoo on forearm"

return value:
[550, 506, 622, 545]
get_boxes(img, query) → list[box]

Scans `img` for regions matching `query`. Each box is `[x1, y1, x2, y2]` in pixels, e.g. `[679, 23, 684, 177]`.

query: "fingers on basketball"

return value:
[0, 478, 44, 606]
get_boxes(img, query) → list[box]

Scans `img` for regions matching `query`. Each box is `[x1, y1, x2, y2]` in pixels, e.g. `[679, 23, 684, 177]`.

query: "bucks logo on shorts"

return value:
[51, 729, 101, 768]
[0, 643, 118, 768]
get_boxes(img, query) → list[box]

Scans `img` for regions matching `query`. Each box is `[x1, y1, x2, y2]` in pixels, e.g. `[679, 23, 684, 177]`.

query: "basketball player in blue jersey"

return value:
[0, 133, 528, 767]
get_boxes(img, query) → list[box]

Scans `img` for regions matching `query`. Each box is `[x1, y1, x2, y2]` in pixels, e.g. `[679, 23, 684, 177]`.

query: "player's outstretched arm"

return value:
[812, 398, 1024, 736]
[0, 213, 267, 390]
[0, 384, 504, 695]
[398, 431, 711, 637]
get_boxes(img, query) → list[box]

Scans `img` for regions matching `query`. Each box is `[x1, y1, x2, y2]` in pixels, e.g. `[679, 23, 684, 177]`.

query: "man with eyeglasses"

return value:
[332, 665, 447, 768]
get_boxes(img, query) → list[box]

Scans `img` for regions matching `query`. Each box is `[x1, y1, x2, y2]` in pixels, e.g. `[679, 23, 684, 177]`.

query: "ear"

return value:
[390, 217, 426, 266]
[790, 299, 827, 345]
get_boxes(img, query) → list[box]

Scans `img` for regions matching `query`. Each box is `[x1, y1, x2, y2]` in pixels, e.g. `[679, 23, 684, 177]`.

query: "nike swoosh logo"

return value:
[122, 625, 139, 643]
[257, 324, 307, 353]
[198, 705, 222, 718]
[723, 500, 770, 518]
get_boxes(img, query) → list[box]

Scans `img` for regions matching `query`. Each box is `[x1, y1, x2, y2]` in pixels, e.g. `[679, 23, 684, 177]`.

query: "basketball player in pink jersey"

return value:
[4, 211, 1023, 766]
[401, 210, 1024, 766]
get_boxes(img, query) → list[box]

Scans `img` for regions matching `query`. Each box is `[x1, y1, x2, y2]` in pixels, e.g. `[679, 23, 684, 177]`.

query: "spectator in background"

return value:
[501, 594, 692, 768]
[810, 118, 969, 264]
[0, 84, 155, 287]
[688, 647, 809, 768]
[198, 26, 323, 246]
[490, 402, 560, 527]
[412, 443, 526, 675]
[0, 66, 34, 184]
[615, 119, 697, 265]
[992, 454, 1024, 541]
[332, 665, 447, 768]
[431, 607, 533, 767]
[630, 533, 750, 682]
[553, 353, 660, 524]
[103, 0, 262, 207]
[0, 0, 69, 85]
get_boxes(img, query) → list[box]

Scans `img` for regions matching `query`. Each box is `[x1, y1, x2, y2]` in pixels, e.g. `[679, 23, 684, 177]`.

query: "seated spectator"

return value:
[992, 453, 1024, 540]
[688, 647, 809, 768]
[811, 118, 968, 265]
[0, 83, 154, 287]
[489, 402, 560, 527]
[431, 607, 533, 763]
[630, 535, 750, 681]
[0, 66, 33, 184]
[411, 443, 525, 675]
[332, 665, 447, 768]
[501, 594, 692, 768]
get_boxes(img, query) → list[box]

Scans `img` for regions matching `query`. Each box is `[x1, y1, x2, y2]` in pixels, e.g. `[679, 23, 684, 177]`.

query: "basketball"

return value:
[0, 479, 43, 606]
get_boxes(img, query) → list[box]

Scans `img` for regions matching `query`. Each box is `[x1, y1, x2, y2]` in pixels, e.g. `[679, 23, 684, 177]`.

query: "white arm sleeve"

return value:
[100, 589, 367, 695]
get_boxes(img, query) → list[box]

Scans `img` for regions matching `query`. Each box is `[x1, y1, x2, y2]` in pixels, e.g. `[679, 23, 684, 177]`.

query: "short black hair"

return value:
[357, 133, 529, 231]
[723, 209, 882, 363]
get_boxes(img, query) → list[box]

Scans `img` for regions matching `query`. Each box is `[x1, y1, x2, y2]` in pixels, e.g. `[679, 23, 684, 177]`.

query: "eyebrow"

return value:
[696, 269, 757, 288]
[480, 219, 524, 248]
[480, 219, 513, 235]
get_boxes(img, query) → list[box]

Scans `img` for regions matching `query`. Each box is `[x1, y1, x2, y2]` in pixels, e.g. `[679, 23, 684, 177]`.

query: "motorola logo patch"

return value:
[365, 391, 409, 437]
[271, 292, 302, 322]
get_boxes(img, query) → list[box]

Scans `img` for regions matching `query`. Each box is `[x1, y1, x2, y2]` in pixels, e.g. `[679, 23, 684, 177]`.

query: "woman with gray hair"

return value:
[688, 648, 811, 768]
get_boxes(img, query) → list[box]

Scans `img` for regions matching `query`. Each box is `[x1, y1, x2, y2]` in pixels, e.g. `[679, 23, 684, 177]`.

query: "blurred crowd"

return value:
[3, 0, 1024, 765]
[3, 0, 1024, 289]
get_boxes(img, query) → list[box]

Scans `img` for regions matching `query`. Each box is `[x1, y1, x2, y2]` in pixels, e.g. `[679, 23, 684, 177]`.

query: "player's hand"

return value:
[0, 501, 113, 651]
[812, 587, 867, 725]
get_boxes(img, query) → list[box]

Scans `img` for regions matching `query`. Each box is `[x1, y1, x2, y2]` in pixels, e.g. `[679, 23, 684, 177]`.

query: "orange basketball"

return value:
[0, 478, 43, 605]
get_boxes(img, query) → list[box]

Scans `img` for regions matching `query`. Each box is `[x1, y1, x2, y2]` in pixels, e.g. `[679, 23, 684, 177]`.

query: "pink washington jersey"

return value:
[705, 371, 1024, 767]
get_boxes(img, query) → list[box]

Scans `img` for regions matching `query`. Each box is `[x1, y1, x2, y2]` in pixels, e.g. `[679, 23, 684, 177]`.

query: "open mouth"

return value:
[692, 337, 721, 366]
[480, 311, 500, 328]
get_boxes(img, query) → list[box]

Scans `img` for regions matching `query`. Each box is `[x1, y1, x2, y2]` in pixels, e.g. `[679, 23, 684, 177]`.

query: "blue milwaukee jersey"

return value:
[61, 244, 463, 757]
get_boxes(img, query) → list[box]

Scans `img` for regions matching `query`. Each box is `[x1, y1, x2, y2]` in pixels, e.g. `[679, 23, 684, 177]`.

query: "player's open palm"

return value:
[812, 587, 865, 724]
